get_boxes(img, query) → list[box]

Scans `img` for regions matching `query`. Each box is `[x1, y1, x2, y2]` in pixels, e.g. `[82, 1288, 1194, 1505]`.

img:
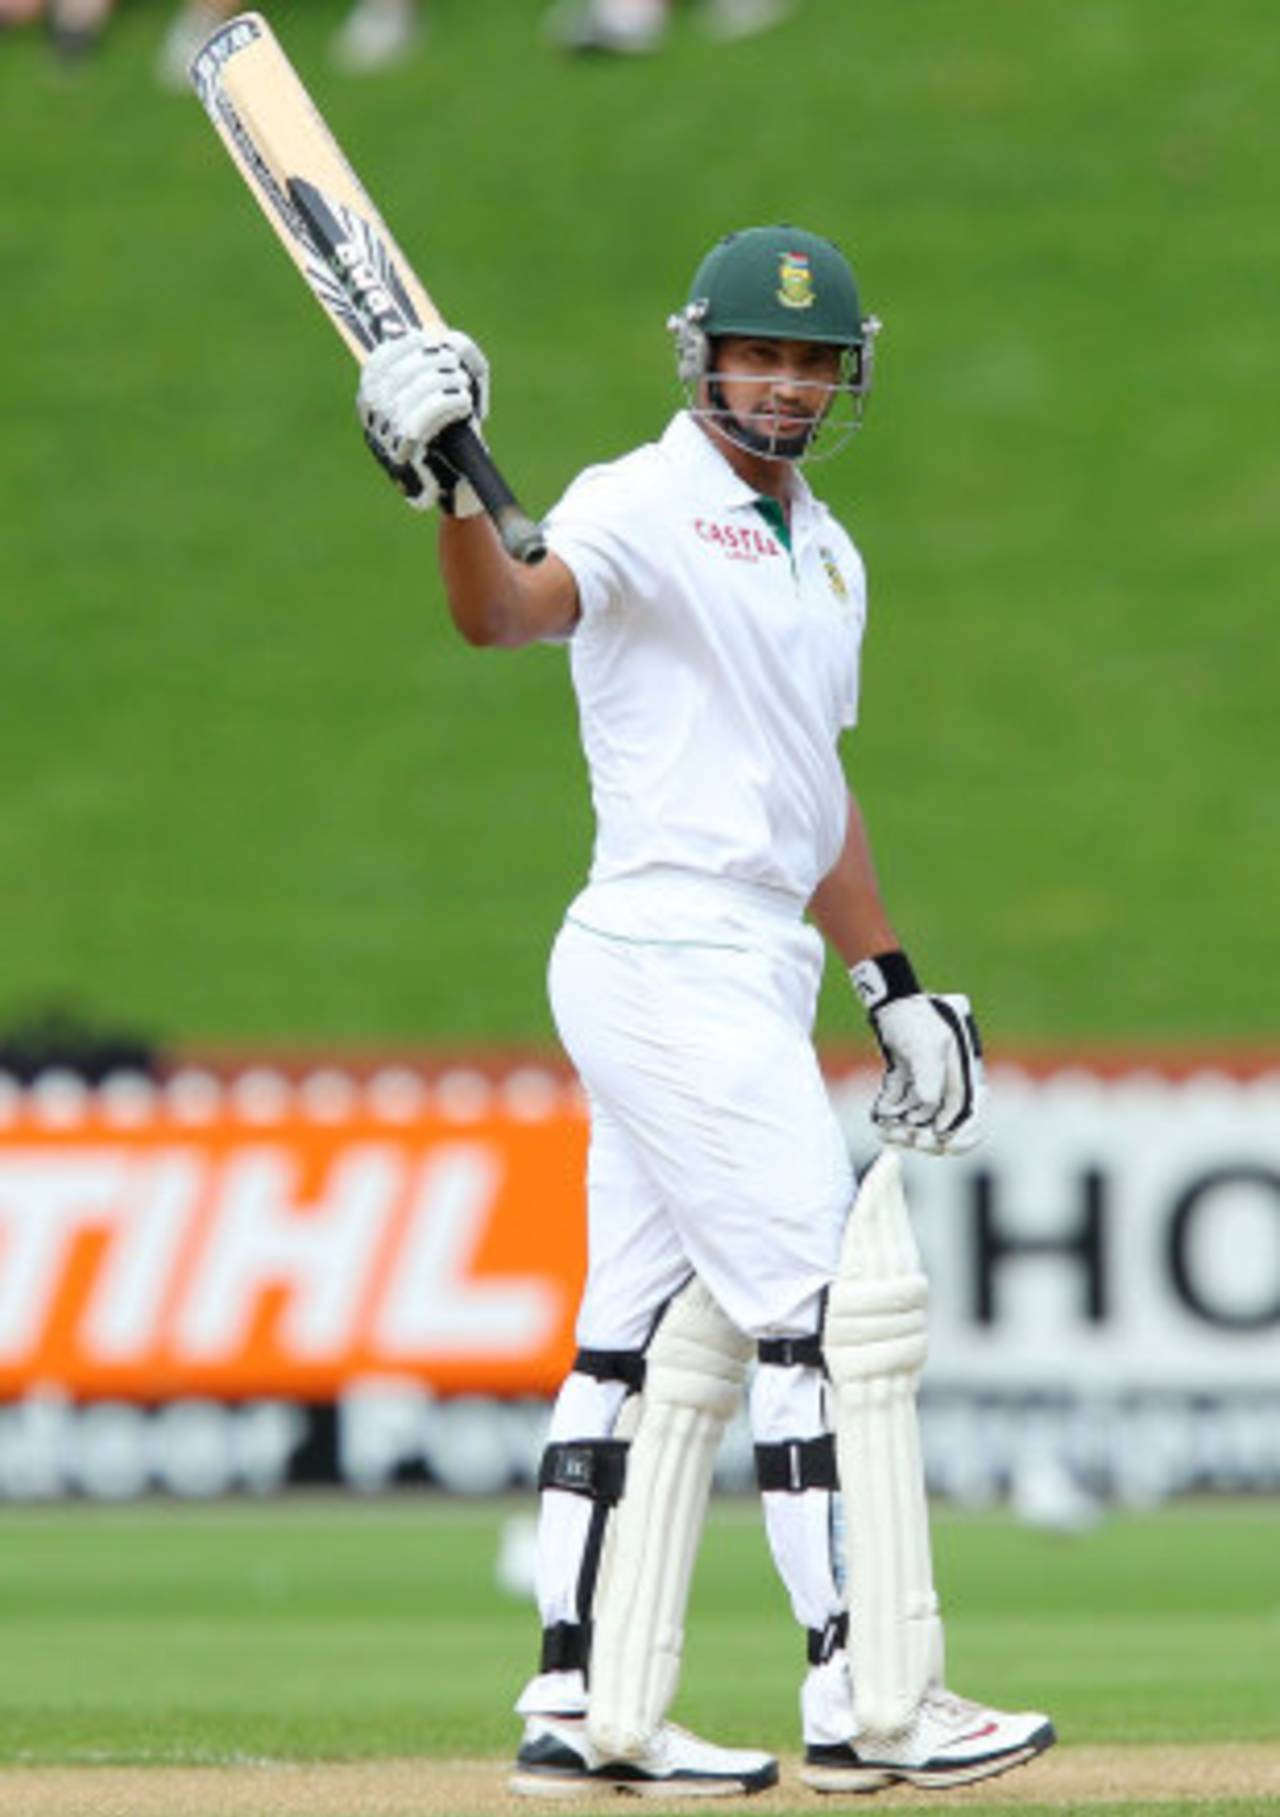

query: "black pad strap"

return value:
[573, 1346, 647, 1391]
[757, 1334, 826, 1370]
[754, 1434, 838, 1493]
[807, 1612, 849, 1666]
[538, 1438, 629, 1504]
[540, 1620, 588, 1673]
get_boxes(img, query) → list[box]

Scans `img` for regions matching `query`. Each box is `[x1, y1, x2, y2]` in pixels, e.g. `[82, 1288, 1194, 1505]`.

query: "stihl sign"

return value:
[0, 1073, 587, 1398]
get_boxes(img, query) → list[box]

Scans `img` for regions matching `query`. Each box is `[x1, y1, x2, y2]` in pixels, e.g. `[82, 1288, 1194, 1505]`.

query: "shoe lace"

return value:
[922, 1686, 985, 1727]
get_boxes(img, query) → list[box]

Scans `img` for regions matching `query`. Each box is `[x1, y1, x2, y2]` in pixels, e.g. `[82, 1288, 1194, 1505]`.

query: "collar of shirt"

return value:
[659, 410, 822, 532]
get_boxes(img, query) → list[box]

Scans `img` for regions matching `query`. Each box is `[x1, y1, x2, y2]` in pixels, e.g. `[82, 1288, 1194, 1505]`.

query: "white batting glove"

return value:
[851, 951, 986, 1156]
[356, 327, 490, 515]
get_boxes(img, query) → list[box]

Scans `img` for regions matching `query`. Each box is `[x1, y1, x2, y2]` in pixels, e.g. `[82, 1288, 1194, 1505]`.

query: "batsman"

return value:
[357, 224, 1057, 1796]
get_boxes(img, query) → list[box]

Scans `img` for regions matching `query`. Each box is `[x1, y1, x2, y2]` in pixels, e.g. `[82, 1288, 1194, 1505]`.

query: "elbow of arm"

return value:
[445, 560, 574, 650]
[459, 591, 554, 648]
[455, 616, 500, 648]
[457, 615, 532, 651]
[451, 598, 518, 648]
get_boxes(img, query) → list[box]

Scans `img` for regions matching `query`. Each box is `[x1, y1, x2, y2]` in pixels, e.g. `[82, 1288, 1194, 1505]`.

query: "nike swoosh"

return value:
[956, 1722, 1000, 1744]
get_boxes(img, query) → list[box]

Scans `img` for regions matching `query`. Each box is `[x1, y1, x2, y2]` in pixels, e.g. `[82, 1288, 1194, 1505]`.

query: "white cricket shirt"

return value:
[545, 410, 866, 927]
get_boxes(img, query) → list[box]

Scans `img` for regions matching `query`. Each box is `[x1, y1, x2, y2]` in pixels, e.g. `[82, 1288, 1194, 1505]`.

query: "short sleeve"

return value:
[543, 462, 644, 632]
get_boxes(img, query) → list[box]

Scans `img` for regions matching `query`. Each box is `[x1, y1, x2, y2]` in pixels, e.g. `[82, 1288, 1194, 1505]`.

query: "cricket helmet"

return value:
[668, 224, 881, 458]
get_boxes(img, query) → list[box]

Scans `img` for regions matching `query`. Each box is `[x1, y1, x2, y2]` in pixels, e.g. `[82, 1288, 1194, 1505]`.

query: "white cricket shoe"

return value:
[512, 1713, 778, 1798]
[801, 1686, 1055, 1793]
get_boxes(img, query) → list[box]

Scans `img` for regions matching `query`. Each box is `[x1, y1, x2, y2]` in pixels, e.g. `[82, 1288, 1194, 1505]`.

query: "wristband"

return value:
[850, 949, 920, 1011]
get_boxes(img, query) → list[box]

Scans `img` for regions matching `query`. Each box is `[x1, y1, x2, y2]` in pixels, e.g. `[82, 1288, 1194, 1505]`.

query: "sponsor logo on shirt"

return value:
[693, 519, 785, 562]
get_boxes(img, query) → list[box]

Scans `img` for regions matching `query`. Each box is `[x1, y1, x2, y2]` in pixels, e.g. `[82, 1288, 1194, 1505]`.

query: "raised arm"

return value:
[438, 515, 580, 648]
[356, 327, 580, 648]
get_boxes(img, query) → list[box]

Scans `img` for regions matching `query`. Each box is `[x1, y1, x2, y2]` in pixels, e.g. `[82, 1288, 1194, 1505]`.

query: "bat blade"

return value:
[190, 12, 437, 358]
[286, 175, 424, 352]
[189, 13, 545, 563]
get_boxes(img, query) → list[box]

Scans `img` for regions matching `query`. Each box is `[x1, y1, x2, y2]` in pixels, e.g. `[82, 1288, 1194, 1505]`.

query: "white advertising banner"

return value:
[829, 1065, 1280, 1392]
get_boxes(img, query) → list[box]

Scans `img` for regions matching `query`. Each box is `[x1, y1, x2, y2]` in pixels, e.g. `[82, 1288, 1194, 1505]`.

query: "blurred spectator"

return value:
[0, 0, 118, 63]
[0, 0, 46, 26]
[156, 0, 423, 88]
[330, 0, 422, 72]
[544, 0, 794, 54]
[47, 0, 116, 61]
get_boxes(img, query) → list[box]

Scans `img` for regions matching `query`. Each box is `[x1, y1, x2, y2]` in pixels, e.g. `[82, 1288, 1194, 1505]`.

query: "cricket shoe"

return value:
[512, 1713, 778, 1798]
[801, 1686, 1055, 1794]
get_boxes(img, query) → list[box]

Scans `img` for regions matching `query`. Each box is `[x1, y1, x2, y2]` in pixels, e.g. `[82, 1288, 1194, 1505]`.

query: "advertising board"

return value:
[0, 1059, 1275, 1498]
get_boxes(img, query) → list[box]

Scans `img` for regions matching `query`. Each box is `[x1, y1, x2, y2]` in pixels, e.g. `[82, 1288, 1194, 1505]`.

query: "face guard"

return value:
[668, 311, 882, 463]
[667, 224, 881, 464]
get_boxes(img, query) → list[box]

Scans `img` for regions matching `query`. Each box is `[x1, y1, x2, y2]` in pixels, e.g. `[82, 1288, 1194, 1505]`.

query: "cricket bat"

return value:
[189, 11, 545, 564]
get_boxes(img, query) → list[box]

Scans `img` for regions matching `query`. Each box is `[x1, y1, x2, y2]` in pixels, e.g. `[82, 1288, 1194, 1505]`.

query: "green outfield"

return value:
[1, 0, 1276, 1052]
[0, 1498, 1277, 1814]
[1, 1497, 1274, 1759]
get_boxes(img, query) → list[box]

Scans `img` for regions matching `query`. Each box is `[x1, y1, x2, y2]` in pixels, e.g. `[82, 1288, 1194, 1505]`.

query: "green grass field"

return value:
[1, 0, 1277, 1051]
[0, 1497, 1277, 1816]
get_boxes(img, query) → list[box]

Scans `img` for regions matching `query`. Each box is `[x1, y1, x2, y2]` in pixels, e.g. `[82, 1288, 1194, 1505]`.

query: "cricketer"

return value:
[356, 224, 1056, 1796]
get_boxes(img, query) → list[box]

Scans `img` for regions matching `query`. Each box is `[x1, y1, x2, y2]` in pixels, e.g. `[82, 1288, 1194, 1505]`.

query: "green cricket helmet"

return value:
[668, 224, 881, 458]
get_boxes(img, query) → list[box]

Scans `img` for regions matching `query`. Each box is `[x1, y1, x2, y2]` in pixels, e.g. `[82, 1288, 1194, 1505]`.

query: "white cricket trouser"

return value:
[549, 874, 853, 1342]
[517, 873, 851, 1729]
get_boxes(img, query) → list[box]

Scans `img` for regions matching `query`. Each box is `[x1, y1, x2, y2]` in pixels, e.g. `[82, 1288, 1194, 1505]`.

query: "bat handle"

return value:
[434, 420, 546, 566]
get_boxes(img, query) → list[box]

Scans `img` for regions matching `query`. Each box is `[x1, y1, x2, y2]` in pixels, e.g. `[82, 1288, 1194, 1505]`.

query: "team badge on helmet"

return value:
[777, 250, 815, 310]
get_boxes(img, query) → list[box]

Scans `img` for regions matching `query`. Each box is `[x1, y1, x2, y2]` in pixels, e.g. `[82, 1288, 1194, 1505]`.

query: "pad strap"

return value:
[538, 1438, 629, 1504]
[754, 1434, 839, 1493]
[757, 1334, 827, 1371]
[573, 1346, 647, 1391]
[808, 1611, 849, 1666]
[540, 1620, 588, 1673]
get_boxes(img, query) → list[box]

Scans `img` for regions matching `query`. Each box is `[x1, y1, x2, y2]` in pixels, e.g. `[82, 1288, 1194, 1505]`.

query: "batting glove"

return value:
[357, 327, 490, 515]
[851, 950, 986, 1156]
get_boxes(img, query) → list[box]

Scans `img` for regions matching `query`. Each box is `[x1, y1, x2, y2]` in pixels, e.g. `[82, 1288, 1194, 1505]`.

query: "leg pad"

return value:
[587, 1278, 751, 1760]
[823, 1153, 942, 1738]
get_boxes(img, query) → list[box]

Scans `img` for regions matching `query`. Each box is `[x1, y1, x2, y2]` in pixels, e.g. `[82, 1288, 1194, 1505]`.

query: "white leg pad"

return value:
[823, 1151, 942, 1739]
[587, 1277, 752, 1760]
